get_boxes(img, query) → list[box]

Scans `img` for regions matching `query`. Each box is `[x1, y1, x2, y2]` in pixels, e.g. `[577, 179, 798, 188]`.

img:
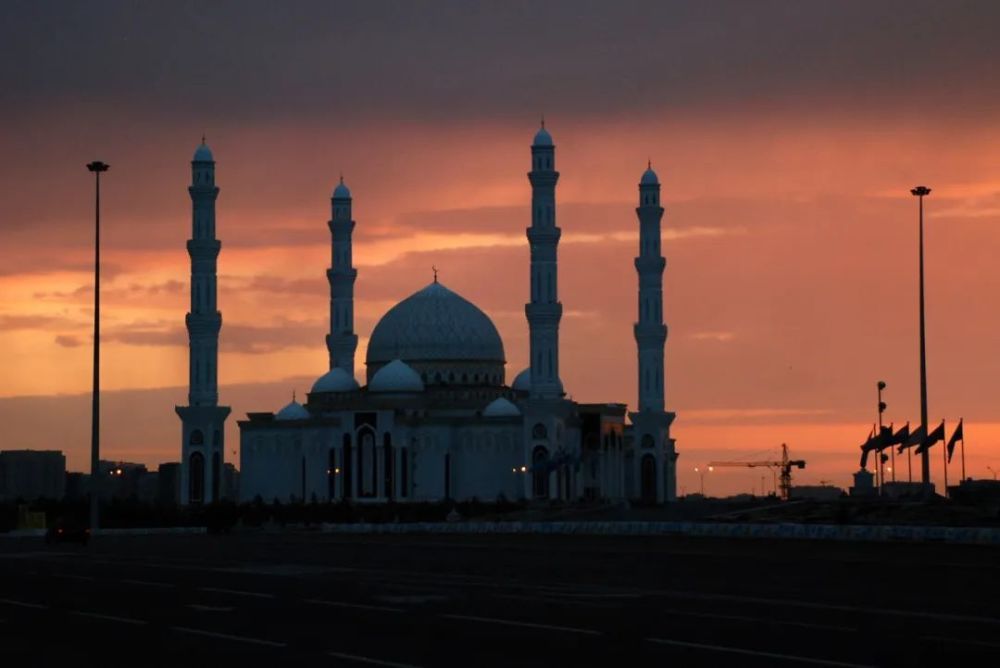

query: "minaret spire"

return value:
[326, 176, 358, 377]
[177, 139, 231, 505]
[629, 161, 677, 502]
[525, 122, 563, 398]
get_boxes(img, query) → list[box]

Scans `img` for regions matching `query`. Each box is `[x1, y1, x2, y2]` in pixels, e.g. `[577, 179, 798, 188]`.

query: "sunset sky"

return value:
[2, 1, 1000, 495]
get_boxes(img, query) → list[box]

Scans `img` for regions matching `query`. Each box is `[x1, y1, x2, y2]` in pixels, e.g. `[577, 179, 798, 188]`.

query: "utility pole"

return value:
[86, 161, 109, 533]
[911, 186, 932, 485]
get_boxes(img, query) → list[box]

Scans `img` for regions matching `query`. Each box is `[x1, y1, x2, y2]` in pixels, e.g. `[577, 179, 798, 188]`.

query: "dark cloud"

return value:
[2, 1, 998, 124]
[0, 314, 77, 331]
[54, 334, 82, 348]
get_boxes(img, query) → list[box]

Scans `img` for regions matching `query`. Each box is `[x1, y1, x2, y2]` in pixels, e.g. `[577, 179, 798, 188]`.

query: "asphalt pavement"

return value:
[1, 532, 998, 667]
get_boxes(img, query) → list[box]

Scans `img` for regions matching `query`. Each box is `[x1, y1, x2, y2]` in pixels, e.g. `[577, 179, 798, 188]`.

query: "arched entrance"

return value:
[532, 446, 550, 499]
[189, 451, 205, 505]
[640, 454, 657, 504]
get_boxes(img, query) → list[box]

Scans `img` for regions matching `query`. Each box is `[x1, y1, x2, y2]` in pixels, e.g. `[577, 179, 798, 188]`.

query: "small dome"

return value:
[275, 400, 310, 421]
[640, 166, 659, 185]
[311, 367, 359, 393]
[369, 359, 424, 393]
[193, 142, 214, 163]
[483, 397, 521, 417]
[533, 126, 553, 147]
[333, 177, 351, 199]
[512, 368, 531, 392]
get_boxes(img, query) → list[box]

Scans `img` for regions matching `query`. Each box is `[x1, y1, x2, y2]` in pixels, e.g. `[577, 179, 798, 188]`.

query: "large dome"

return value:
[366, 282, 506, 386]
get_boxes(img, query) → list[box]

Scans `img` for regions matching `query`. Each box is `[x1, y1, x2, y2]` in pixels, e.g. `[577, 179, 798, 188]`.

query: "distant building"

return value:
[0, 450, 65, 501]
[791, 485, 843, 501]
[99, 460, 149, 500]
[157, 463, 181, 505]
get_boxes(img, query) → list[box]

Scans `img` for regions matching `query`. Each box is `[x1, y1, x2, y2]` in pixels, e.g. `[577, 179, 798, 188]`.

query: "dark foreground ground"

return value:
[1, 532, 998, 667]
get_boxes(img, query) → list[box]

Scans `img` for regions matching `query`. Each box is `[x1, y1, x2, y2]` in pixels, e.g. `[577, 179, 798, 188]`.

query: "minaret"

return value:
[629, 163, 677, 502]
[326, 177, 358, 376]
[525, 122, 563, 398]
[176, 139, 231, 505]
[635, 162, 667, 412]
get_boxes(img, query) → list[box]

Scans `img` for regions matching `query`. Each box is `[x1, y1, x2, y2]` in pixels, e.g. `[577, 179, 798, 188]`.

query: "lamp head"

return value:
[86, 161, 109, 173]
[911, 186, 931, 197]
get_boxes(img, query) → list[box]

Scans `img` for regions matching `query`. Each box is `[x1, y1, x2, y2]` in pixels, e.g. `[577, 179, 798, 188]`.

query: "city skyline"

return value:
[3, 1, 1000, 495]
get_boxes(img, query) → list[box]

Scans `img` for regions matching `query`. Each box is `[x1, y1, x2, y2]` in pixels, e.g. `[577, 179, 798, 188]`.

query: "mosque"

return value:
[176, 125, 678, 506]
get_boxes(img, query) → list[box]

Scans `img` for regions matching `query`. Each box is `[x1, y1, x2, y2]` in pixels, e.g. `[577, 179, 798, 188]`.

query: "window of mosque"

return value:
[641, 434, 654, 449]
[383, 433, 394, 499]
[532, 446, 549, 498]
[357, 430, 376, 497]
[213, 430, 220, 445]
[190, 429, 204, 446]
[532, 423, 547, 440]
[400, 448, 408, 498]
[189, 452, 205, 504]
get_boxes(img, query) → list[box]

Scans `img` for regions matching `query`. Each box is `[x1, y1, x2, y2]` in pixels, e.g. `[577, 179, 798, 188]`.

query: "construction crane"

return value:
[709, 443, 806, 501]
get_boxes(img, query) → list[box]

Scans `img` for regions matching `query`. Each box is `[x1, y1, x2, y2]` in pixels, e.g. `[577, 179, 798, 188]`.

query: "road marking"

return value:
[653, 589, 1000, 626]
[304, 598, 404, 613]
[52, 573, 96, 582]
[376, 594, 449, 604]
[171, 626, 286, 647]
[647, 637, 874, 667]
[441, 613, 602, 636]
[327, 651, 423, 668]
[199, 586, 274, 599]
[70, 611, 147, 626]
[187, 604, 234, 612]
[0, 598, 48, 610]
[491, 593, 612, 609]
[120, 578, 175, 588]
[659, 607, 855, 633]
[925, 635, 1000, 649]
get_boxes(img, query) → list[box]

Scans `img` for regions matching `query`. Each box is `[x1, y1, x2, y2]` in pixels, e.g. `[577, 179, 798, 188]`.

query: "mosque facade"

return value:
[179, 126, 677, 506]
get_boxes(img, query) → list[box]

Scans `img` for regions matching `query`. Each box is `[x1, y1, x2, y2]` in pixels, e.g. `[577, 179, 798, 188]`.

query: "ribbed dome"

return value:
[533, 126, 553, 147]
[512, 368, 531, 392]
[193, 142, 214, 162]
[640, 166, 659, 185]
[367, 282, 505, 367]
[369, 359, 425, 393]
[311, 367, 359, 394]
[483, 397, 521, 417]
[275, 400, 310, 421]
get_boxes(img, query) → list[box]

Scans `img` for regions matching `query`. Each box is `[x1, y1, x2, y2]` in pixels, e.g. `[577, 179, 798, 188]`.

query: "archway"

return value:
[532, 446, 549, 499]
[189, 451, 205, 505]
[640, 454, 657, 504]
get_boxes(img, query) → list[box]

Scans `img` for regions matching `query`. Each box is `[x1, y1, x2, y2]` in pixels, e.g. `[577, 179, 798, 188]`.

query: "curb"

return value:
[319, 521, 1000, 545]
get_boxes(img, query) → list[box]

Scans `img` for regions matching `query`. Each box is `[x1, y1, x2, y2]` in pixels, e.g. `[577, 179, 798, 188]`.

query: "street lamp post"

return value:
[988, 466, 997, 481]
[694, 466, 712, 497]
[911, 186, 931, 485]
[87, 161, 109, 533]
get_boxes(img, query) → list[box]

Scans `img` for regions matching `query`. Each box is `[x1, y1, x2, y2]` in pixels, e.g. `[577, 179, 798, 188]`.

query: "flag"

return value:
[876, 425, 894, 450]
[892, 422, 909, 447]
[915, 420, 945, 455]
[946, 419, 964, 463]
[899, 424, 925, 453]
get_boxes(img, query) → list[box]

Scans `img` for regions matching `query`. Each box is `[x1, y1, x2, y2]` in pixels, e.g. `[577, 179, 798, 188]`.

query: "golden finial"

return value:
[432, 265, 439, 283]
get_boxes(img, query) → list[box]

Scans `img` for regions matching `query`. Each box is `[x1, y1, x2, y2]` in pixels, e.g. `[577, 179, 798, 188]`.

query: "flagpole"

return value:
[911, 186, 932, 485]
[942, 419, 948, 497]
[959, 417, 966, 482]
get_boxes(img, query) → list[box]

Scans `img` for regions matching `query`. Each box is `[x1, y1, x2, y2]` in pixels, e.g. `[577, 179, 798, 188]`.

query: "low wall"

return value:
[321, 521, 1000, 545]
